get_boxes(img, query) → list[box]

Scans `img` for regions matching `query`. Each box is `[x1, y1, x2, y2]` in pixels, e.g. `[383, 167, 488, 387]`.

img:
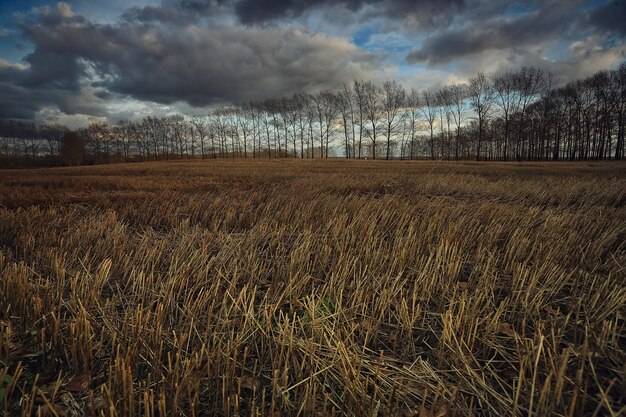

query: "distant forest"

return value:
[1, 64, 625, 167]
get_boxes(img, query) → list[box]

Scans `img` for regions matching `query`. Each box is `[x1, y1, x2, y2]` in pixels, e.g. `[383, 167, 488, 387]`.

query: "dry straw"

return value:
[0, 159, 624, 416]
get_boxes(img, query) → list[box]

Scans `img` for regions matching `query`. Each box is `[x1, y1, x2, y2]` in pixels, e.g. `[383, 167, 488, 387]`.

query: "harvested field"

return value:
[0, 159, 625, 416]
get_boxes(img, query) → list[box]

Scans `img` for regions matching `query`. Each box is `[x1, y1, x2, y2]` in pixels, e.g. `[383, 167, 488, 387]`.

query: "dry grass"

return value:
[0, 159, 625, 417]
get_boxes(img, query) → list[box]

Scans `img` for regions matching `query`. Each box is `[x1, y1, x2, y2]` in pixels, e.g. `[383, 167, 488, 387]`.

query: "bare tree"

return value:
[235, 104, 254, 157]
[191, 115, 210, 158]
[493, 72, 519, 160]
[344, 84, 357, 158]
[615, 63, 626, 160]
[421, 90, 438, 160]
[405, 89, 421, 160]
[4, 63, 626, 165]
[41, 124, 67, 159]
[448, 84, 466, 160]
[293, 93, 311, 158]
[468, 72, 495, 161]
[437, 87, 455, 160]
[514, 66, 544, 160]
[114, 120, 134, 160]
[312, 91, 338, 158]
[381, 80, 406, 159]
[353, 80, 367, 159]
[337, 85, 355, 158]
[361, 81, 383, 159]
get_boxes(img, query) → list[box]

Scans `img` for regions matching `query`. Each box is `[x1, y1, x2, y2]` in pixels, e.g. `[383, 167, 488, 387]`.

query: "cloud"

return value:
[588, 0, 626, 36]
[424, 36, 626, 88]
[98, 24, 377, 104]
[558, 36, 626, 82]
[231, 0, 464, 27]
[121, 1, 233, 25]
[0, 2, 379, 122]
[0, 0, 624, 125]
[406, 0, 581, 65]
[34, 106, 107, 129]
[0, 73, 108, 122]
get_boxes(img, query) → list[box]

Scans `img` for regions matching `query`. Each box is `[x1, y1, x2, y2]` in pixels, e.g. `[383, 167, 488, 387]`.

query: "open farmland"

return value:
[0, 159, 625, 416]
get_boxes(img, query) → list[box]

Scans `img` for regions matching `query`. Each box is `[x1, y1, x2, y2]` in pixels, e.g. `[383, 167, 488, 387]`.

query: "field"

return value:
[0, 159, 625, 417]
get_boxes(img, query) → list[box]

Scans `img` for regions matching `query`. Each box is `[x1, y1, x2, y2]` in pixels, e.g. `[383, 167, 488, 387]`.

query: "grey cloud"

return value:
[231, 0, 464, 25]
[132, 0, 468, 31]
[178, 0, 229, 13]
[121, 1, 231, 25]
[432, 35, 626, 89]
[0, 2, 379, 122]
[2, 0, 622, 125]
[406, 0, 580, 65]
[122, 5, 187, 23]
[0, 81, 37, 120]
[0, 70, 108, 121]
[589, 0, 626, 36]
[406, 0, 626, 66]
[22, 50, 84, 90]
[103, 25, 378, 104]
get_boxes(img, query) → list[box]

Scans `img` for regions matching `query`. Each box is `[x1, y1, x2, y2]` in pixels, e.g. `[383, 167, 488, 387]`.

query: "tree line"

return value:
[1, 63, 625, 167]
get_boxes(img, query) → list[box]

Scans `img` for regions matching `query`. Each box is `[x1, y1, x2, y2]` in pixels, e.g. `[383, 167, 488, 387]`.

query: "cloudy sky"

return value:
[0, 0, 624, 127]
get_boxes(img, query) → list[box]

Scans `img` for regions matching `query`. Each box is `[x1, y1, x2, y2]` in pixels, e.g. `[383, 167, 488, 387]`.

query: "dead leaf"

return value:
[402, 406, 418, 417]
[58, 392, 83, 417]
[238, 376, 260, 391]
[498, 322, 517, 337]
[40, 404, 69, 417]
[419, 403, 450, 417]
[544, 305, 560, 316]
[65, 374, 90, 393]
[9, 344, 41, 359]
[89, 395, 107, 413]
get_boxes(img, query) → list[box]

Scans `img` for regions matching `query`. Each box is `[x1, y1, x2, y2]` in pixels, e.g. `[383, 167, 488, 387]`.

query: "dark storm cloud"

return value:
[406, 0, 626, 66]
[7, 4, 87, 92]
[154, 0, 465, 27]
[0, 0, 623, 124]
[0, 4, 106, 122]
[0, 64, 107, 121]
[121, 1, 230, 24]
[589, 0, 626, 36]
[97, 24, 377, 105]
[124, 0, 465, 27]
[179, 0, 229, 13]
[0, 81, 36, 120]
[231, 0, 464, 25]
[406, 0, 579, 65]
[122, 5, 187, 23]
[0, 2, 378, 121]
[21, 49, 84, 90]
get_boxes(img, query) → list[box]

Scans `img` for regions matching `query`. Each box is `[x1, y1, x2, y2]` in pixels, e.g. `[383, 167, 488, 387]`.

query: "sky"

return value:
[0, 0, 624, 128]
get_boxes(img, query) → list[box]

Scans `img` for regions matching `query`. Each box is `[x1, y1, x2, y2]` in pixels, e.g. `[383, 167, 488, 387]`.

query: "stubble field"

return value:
[0, 159, 625, 416]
